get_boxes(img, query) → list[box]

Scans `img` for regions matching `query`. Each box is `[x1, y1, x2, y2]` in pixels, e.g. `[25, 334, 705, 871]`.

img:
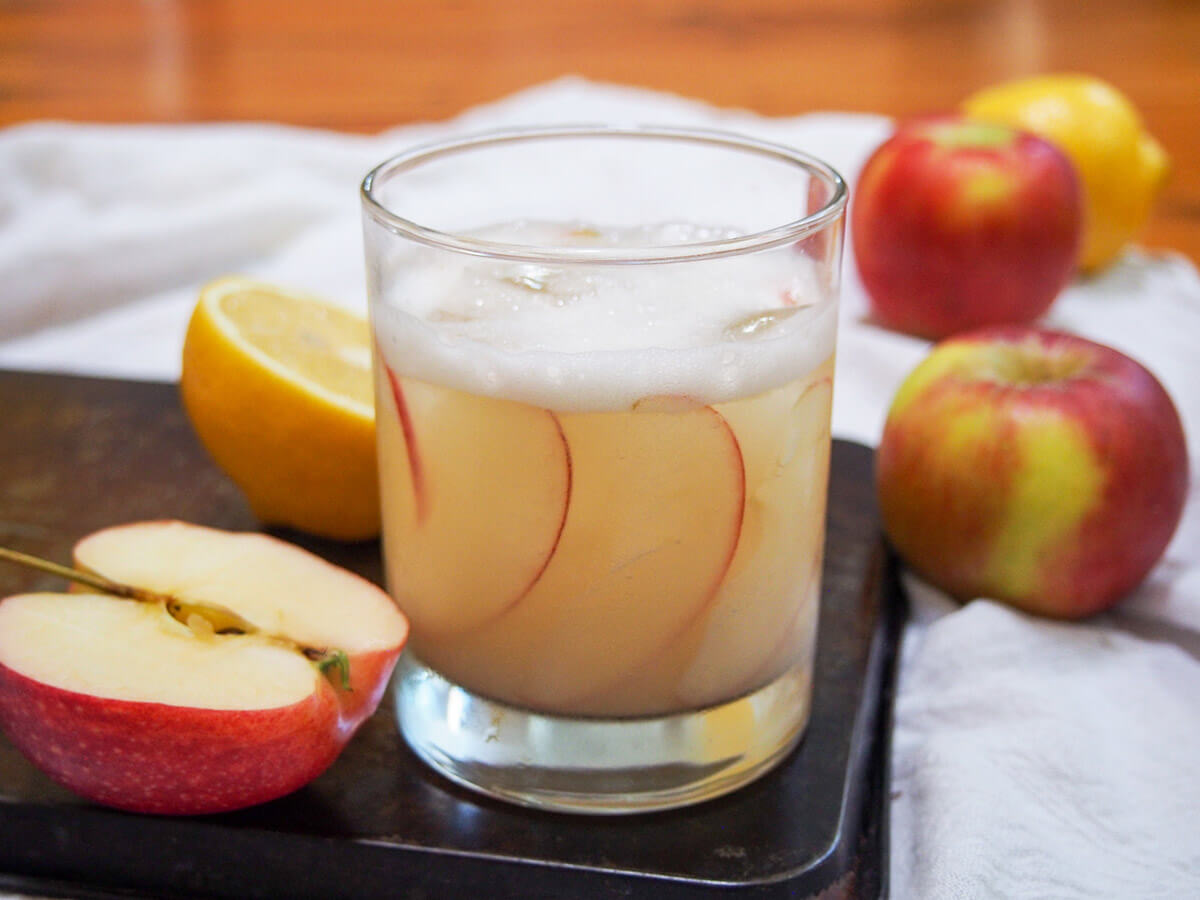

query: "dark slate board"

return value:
[0, 370, 905, 899]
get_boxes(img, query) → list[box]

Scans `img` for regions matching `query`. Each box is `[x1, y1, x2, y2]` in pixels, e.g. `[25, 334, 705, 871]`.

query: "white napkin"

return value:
[1, 78, 1197, 896]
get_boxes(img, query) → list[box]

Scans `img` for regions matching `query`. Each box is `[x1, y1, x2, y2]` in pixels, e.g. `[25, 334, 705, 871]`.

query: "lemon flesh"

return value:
[180, 278, 379, 541]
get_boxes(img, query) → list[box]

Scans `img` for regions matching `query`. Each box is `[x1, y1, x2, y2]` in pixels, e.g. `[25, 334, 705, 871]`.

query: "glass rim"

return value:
[360, 125, 847, 264]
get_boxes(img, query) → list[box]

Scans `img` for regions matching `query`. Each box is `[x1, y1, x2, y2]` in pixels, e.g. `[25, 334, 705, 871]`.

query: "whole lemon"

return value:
[963, 74, 1169, 272]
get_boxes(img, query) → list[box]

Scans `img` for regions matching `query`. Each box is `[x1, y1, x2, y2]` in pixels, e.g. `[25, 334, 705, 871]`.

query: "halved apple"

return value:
[416, 403, 745, 715]
[0, 521, 408, 815]
[376, 369, 571, 634]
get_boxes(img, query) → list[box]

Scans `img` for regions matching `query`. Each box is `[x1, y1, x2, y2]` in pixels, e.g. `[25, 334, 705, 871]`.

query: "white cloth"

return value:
[1, 78, 1197, 897]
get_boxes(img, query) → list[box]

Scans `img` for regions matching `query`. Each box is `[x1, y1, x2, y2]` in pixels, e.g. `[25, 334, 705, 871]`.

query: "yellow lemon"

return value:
[963, 74, 1169, 272]
[180, 277, 379, 541]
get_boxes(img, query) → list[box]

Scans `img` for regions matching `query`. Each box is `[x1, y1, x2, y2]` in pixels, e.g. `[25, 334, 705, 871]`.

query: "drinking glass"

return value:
[361, 127, 846, 813]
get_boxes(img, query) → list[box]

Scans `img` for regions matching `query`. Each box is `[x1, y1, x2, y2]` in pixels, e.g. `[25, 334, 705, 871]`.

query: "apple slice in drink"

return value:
[677, 372, 832, 707]
[416, 403, 745, 715]
[377, 370, 571, 635]
[738, 561, 822, 698]
[0, 521, 408, 815]
[582, 365, 832, 715]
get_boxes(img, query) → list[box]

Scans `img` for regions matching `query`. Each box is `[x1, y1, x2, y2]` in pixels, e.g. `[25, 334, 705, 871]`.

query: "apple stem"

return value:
[313, 649, 352, 691]
[0, 544, 352, 690]
[0, 545, 165, 603]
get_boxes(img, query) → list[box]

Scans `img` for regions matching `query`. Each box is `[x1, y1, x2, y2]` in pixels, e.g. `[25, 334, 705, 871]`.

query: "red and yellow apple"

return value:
[852, 115, 1082, 340]
[0, 521, 408, 814]
[876, 327, 1188, 618]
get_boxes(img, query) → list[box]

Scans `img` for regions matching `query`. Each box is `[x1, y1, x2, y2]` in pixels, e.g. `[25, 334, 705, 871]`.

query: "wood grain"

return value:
[0, 0, 1195, 260]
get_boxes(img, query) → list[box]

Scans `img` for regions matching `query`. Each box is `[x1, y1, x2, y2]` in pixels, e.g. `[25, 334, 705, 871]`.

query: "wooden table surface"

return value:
[1, 0, 1196, 262]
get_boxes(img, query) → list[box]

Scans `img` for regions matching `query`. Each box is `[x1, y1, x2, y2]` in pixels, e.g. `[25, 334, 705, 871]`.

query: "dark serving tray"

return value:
[0, 371, 905, 899]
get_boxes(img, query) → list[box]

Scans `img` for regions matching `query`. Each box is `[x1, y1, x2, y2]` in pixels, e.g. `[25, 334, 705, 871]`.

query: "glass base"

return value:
[393, 653, 813, 814]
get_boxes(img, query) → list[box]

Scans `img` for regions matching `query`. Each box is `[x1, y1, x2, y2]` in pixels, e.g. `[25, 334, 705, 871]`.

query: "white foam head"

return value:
[372, 221, 837, 413]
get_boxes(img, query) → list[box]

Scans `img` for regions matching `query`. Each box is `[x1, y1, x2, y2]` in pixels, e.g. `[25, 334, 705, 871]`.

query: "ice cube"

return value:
[723, 307, 800, 340]
[504, 264, 555, 292]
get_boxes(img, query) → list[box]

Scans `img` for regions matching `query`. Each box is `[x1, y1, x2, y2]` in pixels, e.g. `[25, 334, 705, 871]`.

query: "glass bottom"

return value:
[393, 653, 814, 814]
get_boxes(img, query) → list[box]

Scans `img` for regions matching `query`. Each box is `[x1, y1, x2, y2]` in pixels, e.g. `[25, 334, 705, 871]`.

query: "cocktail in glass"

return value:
[361, 127, 845, 813]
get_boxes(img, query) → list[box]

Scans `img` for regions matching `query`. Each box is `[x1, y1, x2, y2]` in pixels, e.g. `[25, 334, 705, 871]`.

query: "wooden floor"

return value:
[0, 0, 1196, 260]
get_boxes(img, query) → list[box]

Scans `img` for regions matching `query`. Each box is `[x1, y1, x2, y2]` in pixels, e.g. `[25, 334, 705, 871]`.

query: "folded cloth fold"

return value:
[0, 78, 1197, 895]
[894, 590, 1200, 898]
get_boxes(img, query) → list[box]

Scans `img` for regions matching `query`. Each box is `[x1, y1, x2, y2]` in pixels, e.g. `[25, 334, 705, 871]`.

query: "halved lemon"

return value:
[180, 277, 378, 541]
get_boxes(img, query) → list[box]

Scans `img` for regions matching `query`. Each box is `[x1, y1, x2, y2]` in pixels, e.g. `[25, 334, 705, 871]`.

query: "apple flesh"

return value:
[412, 399, 746, 716]
[852, 116, 1082, 340]
[0, 521, 408, 814]
[586, 364, 833, 714]
[876, 327, 1188, 617]
[376, 368, 570, 635]
[676, 374, 832, 707]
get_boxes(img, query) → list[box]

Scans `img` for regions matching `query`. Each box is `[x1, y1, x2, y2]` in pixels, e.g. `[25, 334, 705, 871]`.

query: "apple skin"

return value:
[0, 661, 339, 815]
[0, 642, 402, 816]
[876, 327, 1188, 618]
[852, 116, 1082, 340]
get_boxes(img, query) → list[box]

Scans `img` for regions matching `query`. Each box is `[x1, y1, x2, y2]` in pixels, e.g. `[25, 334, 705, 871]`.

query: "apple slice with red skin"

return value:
[0, 521, 408, 815]
[582, 365, 832, 715]
[676, 374, 832, 708]
[377, 368, 571, 635]
[415, 402, 745, 716]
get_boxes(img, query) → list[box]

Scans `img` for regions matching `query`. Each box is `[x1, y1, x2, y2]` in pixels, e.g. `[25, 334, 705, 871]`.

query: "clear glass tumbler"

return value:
[361, 127, 846, 814]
